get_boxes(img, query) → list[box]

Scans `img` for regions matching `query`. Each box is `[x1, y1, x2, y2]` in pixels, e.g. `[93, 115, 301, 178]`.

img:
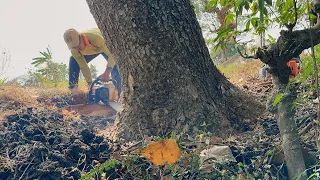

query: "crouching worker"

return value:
[63, 28, 121, 96]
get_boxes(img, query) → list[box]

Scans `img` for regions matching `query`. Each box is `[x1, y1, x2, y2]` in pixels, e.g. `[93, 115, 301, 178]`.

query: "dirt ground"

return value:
[0, 60, 319, 179]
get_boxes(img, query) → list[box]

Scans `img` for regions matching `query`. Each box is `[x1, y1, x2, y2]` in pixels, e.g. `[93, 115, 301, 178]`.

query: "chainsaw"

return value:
[88, 78, 121, 111]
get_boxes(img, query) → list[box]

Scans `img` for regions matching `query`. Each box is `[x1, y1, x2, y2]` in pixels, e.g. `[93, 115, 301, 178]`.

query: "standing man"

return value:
[63, 28, 121, 95]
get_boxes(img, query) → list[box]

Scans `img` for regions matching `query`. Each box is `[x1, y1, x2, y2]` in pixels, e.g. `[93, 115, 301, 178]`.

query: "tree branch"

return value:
[236, 47, 256, 59]
[255, 28, 320, 64]
[285, 0, 298, 32]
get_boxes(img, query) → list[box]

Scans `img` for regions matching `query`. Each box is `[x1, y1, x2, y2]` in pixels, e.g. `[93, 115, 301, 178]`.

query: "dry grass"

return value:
[0, 85, 89, 104]
[0, 85, 89, 121]
[0, 86, 39, 122]
[217, 59, 263, 85]
[0, 86, 39, 106]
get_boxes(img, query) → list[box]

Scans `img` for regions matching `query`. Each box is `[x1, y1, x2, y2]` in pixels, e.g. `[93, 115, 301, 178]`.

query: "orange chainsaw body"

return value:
[287, 58, 303, 79]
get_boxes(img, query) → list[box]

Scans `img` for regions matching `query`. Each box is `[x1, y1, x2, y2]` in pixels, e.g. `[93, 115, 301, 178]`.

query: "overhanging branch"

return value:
[255, 28, 320, 64]
[236, 47, 256, 59]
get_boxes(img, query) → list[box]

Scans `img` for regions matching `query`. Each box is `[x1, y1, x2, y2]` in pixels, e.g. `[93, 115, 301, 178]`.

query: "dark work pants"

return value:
[69, 52, 121, 95]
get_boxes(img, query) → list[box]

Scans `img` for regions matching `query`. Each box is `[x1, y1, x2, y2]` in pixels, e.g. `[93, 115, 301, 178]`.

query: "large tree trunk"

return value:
[86, 0, 263, 141]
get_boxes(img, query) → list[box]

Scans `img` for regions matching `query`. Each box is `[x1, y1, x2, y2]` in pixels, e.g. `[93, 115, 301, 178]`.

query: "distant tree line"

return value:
[25, 47, 98, 87]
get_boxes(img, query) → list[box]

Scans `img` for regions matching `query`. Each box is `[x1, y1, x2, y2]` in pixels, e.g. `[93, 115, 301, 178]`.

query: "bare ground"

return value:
[0, 59, 319, 179]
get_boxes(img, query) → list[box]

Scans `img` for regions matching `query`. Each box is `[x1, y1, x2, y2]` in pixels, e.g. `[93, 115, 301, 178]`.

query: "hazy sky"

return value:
[0, 0, 107, 80]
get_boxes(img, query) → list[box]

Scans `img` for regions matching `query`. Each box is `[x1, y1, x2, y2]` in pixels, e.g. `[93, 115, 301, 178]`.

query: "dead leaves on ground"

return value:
[110, 134, 242, 171]
[139, 139, 181, 166]
[132, 135, 238, 167]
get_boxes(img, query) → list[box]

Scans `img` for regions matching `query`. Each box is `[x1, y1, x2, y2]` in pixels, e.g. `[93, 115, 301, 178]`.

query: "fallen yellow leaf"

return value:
[140, 139, 181, 166]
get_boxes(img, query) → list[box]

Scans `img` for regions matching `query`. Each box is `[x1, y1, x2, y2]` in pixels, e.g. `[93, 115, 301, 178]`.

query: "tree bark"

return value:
[86, 0, 263, 141]
[255, 29, 315, 179]
[272, 77, 307, 179]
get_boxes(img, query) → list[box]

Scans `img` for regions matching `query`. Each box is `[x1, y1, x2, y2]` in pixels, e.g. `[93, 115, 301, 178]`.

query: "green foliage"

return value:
[205, 0, 218, 9]
[308, 167, 320, 180]
[274, 0, 306, 29]
[27, 46, 68, 87]
[266, 34, 276, 44]
[273, 93, 284, 106]
[203, 0, 311, 51]
[193, 0, 241, 63]
[300, 57, 315, 82]
[81, 159, 120, 180]
[80, 129, 280, 179]
[266, 148, 275, 156]
[292, 45, 320, 85]
[210, 42, 245, 63]
[0, 77, 8, 85]
[31, 47, 52, 67]
[90, 64, 98, 79]
[28, 46, 96, 87]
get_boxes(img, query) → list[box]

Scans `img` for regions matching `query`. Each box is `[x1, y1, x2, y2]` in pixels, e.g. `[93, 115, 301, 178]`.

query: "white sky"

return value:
[0, 0, 107, 80]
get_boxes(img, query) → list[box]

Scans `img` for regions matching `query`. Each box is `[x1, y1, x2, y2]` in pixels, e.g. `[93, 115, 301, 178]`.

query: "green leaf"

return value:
[224, 0, 234, 6]
[31, 60, 45, 66]
[267, 34, 276, 44]
[245, 20, 251, 30]
[237, 6, 244, 16]
[46, 47, 52, 56]
[40, 51, 47, 58]
[0, 78, 8, 85]
[235, 0, 242, 8]
[251, 2, 258, 13]
[300, 58, 314, 82]
[251, 17, 259, 28]
[220, 0, 226, 6]
[32, 57, 46, 61]
[307, 174, 316, 180]
[266, 148, 275, 156]
[226, 12, 235, 25]
[273, 93, 284, 106]
[244, 0, 250, 10]
[206, 0, 218, 9]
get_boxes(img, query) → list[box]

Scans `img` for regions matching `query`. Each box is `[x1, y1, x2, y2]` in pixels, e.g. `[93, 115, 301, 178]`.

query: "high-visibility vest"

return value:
[81, 33, 98, 48]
